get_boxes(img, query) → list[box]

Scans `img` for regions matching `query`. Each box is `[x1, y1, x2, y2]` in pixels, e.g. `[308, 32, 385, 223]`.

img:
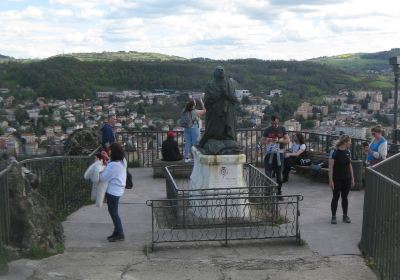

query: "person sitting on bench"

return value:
[162, 131, 183, 161]
[283, 133, 306, 183]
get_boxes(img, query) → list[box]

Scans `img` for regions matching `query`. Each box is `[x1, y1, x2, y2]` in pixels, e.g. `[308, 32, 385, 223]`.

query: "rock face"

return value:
[8, 164, 63, 253]
[64, 129, 100, 155]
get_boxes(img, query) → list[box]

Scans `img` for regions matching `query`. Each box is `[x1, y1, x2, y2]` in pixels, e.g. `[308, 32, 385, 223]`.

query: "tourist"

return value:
[261, 115, 290, 198]
[162, 131, 183, 161]
[182, 98, 206, 162]
[365, 125, 387, 166]
[328, 134, 355, 224]
[99, 143, 127, 242]
[101, 113, 117, 150]
[283, 133, 306, 183]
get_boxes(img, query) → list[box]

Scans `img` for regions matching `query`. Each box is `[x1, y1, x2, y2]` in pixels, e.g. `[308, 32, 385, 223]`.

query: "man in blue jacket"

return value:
[101, 113, 117, 149]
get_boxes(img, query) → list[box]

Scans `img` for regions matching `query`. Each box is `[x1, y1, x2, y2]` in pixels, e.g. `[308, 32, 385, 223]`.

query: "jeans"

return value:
[264, 153, 284, 195]
[184, 126, 200, 159]
[106, 193, 123, 235]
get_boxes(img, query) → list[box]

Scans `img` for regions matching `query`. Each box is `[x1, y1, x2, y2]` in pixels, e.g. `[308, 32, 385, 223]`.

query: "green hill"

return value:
[0, 54, 13, 62]
[309, 48, 400, 74]
[54, 51, 187, 62]
[0, 56, 366, 97]
[0, 50, 396, 121]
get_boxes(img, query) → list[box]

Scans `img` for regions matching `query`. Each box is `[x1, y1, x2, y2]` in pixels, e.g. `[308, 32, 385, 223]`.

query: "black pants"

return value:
[331, 177, 351, 216]
[264, 153, 283, 195]
[283, 156, 299, 181]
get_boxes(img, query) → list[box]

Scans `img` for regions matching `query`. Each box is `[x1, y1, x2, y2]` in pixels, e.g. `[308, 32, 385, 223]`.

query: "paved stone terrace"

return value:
[2, 168, 376, 280]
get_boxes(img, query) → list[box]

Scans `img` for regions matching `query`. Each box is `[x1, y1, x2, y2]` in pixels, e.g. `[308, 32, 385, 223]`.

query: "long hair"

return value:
[184, 100, 195, 112]
[295, 133, 305, 145]
[335, 134, 351, 149]
[109, 143, 125, 161]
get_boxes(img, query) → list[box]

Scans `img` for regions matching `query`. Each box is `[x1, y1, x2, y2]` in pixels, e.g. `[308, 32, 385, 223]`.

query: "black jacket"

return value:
[162, 139, 182, 161]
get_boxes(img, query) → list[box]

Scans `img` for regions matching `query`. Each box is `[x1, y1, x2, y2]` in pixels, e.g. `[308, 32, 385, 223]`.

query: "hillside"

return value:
[54, 51, 187, 62]
[309, 48, 400, 74]
[0, 49, 396, 121]
[0, 55, 394, 121]
[0, 54, 13, 62]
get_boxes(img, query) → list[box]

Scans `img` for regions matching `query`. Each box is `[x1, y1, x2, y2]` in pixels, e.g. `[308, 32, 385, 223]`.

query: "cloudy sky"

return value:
[0, 0, 399, 60]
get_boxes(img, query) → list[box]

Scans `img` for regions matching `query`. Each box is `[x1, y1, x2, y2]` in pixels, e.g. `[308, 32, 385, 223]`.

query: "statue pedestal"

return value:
[189, 147, 249, 218]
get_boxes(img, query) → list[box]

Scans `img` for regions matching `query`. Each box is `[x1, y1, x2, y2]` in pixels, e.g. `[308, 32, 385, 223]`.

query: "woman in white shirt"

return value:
[100, 143, 127, 242]
[283, 133, 306, 183]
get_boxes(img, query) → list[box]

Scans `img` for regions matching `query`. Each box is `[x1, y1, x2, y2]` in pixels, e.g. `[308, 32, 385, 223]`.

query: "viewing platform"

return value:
[2, 128, 398, 279]
[3, 168, 375, 280]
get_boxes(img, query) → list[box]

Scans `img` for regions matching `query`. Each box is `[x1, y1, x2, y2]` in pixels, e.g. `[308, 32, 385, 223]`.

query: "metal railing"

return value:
[0, 148, 99, 247]
[146, 194, 303, 249]
[164, 163, 277, 199]
[19, 156, 94, 220]
[360, 153, 400, 280]
[120, 129, 400, 167]
[146, 162, 303, 249]
[0, 165, 12, 246]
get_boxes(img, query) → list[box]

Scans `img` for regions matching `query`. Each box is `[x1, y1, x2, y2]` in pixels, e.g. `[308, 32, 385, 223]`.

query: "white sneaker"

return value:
[184, 158, 191, 163]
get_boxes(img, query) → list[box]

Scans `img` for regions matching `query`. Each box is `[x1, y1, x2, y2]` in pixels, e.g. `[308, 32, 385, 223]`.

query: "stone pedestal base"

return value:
[189, 147, 249, 218]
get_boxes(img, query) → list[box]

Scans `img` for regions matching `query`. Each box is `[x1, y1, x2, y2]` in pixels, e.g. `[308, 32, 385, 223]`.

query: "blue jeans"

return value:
[106, 193, 123, 235]
[184, 126, 200, 159]
[264, 153, 284, 195]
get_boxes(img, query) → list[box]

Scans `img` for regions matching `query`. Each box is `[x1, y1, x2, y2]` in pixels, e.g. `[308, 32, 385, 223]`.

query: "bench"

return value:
[295, 151, 329, 183]
[153, 159, 193, 178]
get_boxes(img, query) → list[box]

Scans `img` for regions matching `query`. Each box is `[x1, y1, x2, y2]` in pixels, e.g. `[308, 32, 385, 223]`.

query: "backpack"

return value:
[178, 111, 194, 128]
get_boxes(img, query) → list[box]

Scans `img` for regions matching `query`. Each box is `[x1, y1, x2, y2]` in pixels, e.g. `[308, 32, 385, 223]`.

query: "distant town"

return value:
[0, 86, 397, 160]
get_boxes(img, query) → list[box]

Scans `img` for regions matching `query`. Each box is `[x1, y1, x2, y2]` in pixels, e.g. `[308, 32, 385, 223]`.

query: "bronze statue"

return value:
[199, 66, 242, 155]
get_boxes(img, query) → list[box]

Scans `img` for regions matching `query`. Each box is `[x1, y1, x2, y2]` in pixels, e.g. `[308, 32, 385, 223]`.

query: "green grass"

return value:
[310, 53, 391, 73]
[27, 244, 64, 260]
[56, 51, 187, 62]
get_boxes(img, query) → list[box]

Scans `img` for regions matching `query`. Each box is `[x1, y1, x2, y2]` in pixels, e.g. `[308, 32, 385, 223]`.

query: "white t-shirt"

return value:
[291, 143, 306, 153]
[100, 159, 127, 197]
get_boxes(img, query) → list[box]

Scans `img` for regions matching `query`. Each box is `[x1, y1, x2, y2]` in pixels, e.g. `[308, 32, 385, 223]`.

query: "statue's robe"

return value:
[199, 77, 237, 147]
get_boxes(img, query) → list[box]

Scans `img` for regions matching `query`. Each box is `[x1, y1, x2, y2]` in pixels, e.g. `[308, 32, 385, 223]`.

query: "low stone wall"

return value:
[153, 159, 193, 178]
[295, 165, 329, 183]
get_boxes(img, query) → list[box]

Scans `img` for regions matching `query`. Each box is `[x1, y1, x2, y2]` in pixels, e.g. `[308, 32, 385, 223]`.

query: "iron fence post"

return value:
[296, 196, 300, 244]
[225, 197, 228, 246]
[151, 201, 154, 251]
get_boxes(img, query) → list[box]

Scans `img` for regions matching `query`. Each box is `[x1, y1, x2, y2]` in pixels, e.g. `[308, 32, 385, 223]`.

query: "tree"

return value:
[241, 96, 252, 105]
[137, 103, 147, 115]
[302, 120, 315, 129]
[15, 108, 29, 124]
[347, 92, 355, 103]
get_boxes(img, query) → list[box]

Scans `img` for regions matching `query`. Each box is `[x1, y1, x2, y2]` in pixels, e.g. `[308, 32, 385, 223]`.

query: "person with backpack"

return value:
[328, 134, 355, 224]
[180, 98, 206, 162]
[99, 143, 127, 242]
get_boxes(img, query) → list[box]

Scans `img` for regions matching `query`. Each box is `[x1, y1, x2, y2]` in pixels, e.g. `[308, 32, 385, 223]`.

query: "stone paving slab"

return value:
[284, 174, 365, 256]
[3, 245, 375, 280]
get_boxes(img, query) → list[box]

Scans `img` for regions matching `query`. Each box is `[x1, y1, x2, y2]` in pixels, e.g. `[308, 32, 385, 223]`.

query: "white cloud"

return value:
[0, 0, 399, 59]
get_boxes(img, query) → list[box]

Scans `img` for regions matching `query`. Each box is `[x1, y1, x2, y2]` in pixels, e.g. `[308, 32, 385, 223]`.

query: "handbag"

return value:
[126, 170, 133, 189]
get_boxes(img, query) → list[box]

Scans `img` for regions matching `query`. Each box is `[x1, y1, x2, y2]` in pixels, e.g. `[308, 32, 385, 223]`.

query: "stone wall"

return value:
[8, 164, 63, 253]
